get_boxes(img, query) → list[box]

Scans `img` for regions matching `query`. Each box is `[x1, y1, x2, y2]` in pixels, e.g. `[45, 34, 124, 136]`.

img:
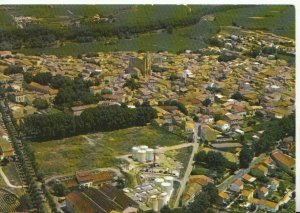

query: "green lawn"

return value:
[29, 125, 183, 176]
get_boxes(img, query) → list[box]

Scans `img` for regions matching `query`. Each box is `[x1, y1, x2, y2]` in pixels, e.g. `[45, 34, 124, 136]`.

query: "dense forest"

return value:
[21, 105, 157, 141]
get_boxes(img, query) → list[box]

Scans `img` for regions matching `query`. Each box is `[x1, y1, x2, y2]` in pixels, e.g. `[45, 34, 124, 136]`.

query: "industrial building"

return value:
[124, 176, 174, 212]
[131, 145, 155, 163]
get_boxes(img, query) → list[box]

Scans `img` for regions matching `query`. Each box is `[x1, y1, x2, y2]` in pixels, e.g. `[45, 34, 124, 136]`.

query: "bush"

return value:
[33, 98, 48, 110]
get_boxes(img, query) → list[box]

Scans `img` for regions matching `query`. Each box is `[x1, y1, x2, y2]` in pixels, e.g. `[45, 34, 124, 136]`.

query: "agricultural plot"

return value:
[0, 188, 21, 213]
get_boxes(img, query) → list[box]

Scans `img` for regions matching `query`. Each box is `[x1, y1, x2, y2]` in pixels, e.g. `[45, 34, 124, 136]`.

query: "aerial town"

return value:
[0, 4, 296, 213]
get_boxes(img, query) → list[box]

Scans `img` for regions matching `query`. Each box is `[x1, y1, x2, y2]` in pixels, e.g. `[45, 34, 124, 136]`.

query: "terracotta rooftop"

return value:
[189, 175, 214, 186]
[271, 149, 295, 168]
[219, 191, 230, 199]
[233, 179, 243, 187]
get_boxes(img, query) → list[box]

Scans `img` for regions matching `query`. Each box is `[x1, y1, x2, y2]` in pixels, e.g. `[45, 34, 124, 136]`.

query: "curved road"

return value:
[0, 167, 24, 189]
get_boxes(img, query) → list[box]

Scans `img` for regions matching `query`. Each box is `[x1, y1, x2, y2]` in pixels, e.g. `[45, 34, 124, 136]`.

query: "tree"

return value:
[231, 92, 245, 101]
[123, 78, 140, 90]
[202, 98, 211, 107]
[32, 98, 48, 110]
[22, 106, 157, 141]
[3, 65, 23, 75]
[53, 182, 68, 197]
[194, 151, 206, 164]
[202, 183, 218, 203]
[33, 72, 53, 85]
[187, 192, 210, 213]
[17, 194, 33, 211]
[24, 72, 33, 83]
[278, 181, 286, 195]
[101, 88, 113, 95]
[206, 151, 227, 171]
[214, 114, 222, 122]
[50, 74, 71, 89]
[239, 145, 253, 168]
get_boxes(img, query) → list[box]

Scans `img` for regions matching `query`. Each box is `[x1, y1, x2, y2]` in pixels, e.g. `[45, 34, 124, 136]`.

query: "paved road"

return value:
[217, 153, 266, 192]
[174, 122, 199, 207]
[0, 167, 24, 189]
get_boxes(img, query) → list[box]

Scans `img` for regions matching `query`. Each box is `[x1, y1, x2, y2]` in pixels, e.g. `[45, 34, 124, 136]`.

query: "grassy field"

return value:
[165, 146, 193, 178]
[215, 5, 295, 39]
[29, 125, 184, 176]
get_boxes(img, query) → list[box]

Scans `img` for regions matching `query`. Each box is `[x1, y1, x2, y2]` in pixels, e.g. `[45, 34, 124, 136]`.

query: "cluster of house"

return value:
[0, 27, 295, 135]
[217, 149, 295, 212]
[0, 27, 295, 212]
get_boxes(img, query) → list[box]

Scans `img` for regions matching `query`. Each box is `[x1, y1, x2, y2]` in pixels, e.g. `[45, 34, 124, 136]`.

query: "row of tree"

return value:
[21, 105, 157, 141]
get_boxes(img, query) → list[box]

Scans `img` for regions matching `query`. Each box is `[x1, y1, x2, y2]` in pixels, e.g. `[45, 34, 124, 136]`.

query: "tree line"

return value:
[21, 105, 157, 141]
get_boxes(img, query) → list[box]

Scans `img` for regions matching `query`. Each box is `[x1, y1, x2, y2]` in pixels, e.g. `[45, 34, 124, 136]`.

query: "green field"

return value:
[215, 5, 295, 39]
[1, 5, 295, 56]
[29, 125, 184, 176]
[18, 20, 218, 56]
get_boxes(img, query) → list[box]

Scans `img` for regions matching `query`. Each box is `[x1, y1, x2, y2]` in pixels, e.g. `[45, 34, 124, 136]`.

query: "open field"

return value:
[215, 5, 295, 39]
[29, 125, 184, 176]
